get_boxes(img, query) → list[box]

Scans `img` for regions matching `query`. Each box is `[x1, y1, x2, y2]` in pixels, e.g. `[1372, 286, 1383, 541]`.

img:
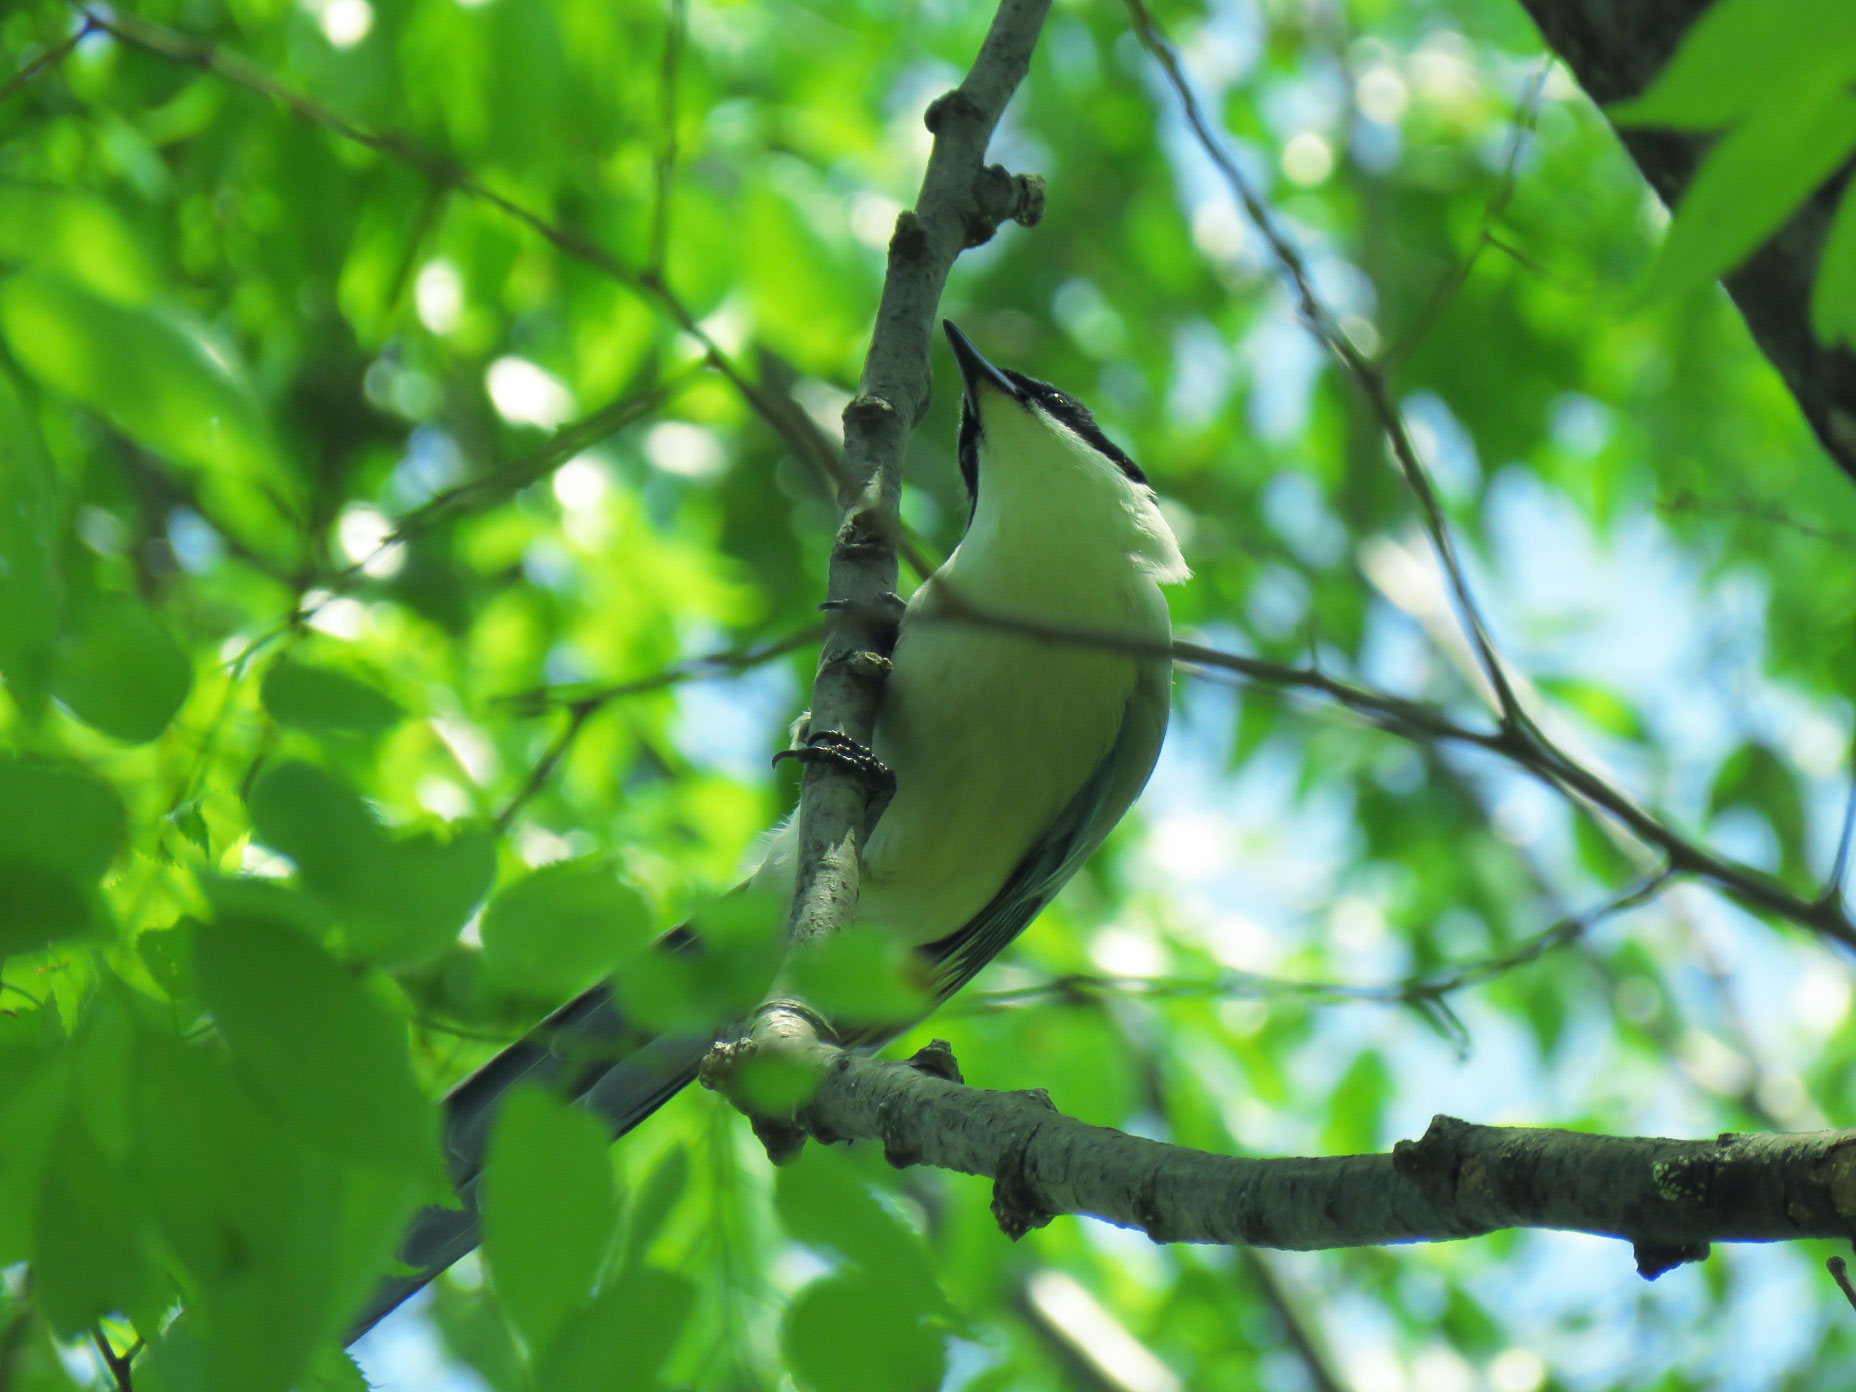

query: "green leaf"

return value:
[1536, 676, 1645, 740]
[1609, 0, 1856, 131]
[1812, 178, 1856, 346]
[620, 1145, 689, 1270]
[127, 1021, 407, 1392]
[613, 887, 784, 1035]
[191, 913, 438, 1174]
[0, 1059, 66, 1265]
[50, 593, 192, 743]
[774, 1148, 945, 1314]
[260, 657, 405, 739]
[531, 1267, 695, 1392]
[1709, 741, 1809, 882]
[0, 186, 160, 305]
[482, 1088, 617, 1355]
[32, 1109, 156, 1336]
[479, 857, 654, 998]
[782, 1271, 947, 1392]
[248, 761, 383, 886]
[341, 825, 498, 965]
[0, 271, 287, 531]
[785, 927, 932, 1035]
[1649, 86, 1856, 302]
[247, 761, 493, 965]
[0, 368, 60, 718]
[0, 755, 124, 954]
[300, 1348, 371, 1392]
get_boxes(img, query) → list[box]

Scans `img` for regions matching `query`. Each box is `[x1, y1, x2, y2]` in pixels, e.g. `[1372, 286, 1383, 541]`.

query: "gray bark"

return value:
[787, 1042, 1856, 1274]
[779, 0, 1049, 959]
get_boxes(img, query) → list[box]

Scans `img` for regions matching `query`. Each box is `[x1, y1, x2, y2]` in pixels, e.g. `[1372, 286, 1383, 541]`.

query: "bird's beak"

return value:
[944, 320, 1016, 416]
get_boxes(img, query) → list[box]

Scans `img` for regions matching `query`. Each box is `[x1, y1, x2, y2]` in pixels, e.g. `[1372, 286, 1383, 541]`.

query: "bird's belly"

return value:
[856, 625, 1135, 946]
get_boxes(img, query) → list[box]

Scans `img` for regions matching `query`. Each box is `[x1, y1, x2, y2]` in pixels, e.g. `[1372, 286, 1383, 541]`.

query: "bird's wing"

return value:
[915, 658, 1171, 1009]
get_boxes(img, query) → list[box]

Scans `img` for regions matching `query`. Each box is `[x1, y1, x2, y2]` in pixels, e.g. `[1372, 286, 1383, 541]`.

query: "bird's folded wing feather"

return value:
[917, 659, 1170, 1006]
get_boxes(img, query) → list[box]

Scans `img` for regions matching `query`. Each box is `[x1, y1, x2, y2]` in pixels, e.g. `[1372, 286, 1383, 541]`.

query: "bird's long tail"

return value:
[345, 963, 716, 1344]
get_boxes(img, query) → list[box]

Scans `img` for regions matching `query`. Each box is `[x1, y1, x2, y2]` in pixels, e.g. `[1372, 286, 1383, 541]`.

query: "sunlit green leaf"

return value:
[0, 186, 160, 305]
[1609, 0, 1856, 131]
[1648, 86, 1856, 302]
[1811, 179, 1856, 346]
[0, 271, 288, 531]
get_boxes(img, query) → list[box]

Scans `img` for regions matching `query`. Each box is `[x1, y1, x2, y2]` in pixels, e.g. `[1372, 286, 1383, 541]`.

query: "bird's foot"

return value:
[819, 589, 907, 616]
[772, 730, 896, 800]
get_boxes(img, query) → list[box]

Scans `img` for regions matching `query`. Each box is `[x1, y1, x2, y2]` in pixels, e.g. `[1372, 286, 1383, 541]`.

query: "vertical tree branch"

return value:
[776, 0, 1051, 971]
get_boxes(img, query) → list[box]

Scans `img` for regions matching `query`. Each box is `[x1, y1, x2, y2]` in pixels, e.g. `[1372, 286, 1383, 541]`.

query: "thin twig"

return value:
[1829, 1257, 1856, 1314]
[1659, 489, 1856, 550]
[1827, 745, 1856, 909]
[1125, 0, 1525, 728]
[90, 1327, 135, 1392]
[360, 374, 688, 565]
[0, 18, 92, 105]
[904, 594, 1856, 953]
[1384, 60, 1549, 370]
[649, 0, 687, 274]
[492, 625, 824, 829]
[1481, 230, 1578, 287]
[494, 704, 595, 832]
[962, 871, 1673, 1023]
[501, 624, 823, 717]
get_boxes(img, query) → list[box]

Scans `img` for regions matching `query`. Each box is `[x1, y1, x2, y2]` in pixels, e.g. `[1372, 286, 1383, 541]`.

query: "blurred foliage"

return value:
[3, 0, 1856, 1388]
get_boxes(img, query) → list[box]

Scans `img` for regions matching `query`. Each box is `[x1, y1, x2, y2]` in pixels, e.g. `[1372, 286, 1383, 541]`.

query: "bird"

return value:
[347, 320, 1189, 1342]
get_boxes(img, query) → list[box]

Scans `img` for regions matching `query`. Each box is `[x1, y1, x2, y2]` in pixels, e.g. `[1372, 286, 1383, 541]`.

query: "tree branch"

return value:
[0, 17, 92, 106]
[779, 1041, 1856, 1277]
[763, 0, 1050, 1019]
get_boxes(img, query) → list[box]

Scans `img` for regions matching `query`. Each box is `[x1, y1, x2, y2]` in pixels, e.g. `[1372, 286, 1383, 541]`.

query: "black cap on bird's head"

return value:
[941, 320, 1148, 508]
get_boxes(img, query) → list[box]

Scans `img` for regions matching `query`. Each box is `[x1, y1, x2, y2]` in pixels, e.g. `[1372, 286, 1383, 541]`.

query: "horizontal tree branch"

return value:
[748, 1038, 1856, 1276]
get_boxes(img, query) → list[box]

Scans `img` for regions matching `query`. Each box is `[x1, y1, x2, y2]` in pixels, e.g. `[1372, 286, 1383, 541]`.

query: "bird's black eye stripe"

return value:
[997, 368, 1149, 486]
